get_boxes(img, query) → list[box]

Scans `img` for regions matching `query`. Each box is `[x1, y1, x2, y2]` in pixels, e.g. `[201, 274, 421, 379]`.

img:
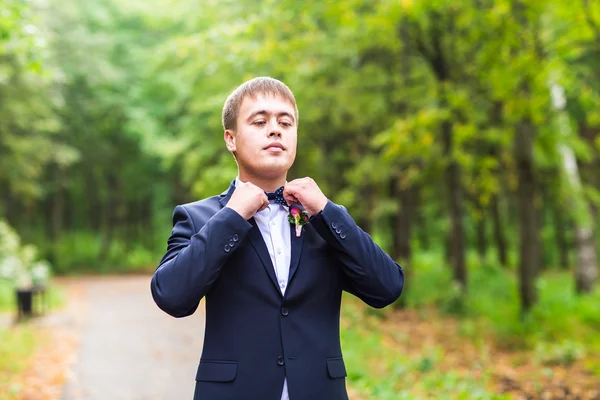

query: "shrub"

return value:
[0, 221, 51, 290]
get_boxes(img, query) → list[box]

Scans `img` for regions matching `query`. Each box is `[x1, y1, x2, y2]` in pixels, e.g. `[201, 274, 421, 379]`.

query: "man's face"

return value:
[225, 93, 297, 180]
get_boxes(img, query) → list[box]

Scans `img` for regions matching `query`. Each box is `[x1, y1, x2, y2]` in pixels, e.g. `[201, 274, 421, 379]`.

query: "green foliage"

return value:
[403, 250, 455, 308]
[0, 220, 52, 289]
[0, 0, 599, 362]
[404, 251, 600, 351]
[1, 1, 600, 397]
[47, 232, 103, 274]
[48, 231, 160, 274]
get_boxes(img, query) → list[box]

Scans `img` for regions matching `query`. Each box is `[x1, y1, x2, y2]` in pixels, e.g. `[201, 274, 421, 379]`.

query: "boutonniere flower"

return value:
[288, 206, 310, 237]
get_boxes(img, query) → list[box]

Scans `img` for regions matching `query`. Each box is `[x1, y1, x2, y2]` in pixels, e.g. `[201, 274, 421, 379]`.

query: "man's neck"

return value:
[237, 172, 287, 192]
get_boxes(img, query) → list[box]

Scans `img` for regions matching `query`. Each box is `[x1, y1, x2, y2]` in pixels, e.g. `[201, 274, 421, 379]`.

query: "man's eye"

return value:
[280, 121, 292, 127]
[254, 121, 266, 126]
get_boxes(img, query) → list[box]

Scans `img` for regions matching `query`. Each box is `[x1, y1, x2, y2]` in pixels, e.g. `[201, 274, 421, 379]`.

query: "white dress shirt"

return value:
[253, 203, 292, 296]
[235, 179, 291, 400]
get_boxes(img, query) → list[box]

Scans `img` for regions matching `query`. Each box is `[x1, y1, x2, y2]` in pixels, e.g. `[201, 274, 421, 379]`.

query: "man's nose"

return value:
[268, 120, 282, 138]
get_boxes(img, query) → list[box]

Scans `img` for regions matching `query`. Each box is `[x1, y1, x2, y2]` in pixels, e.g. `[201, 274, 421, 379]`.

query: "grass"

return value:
[0, 280, 66, 399]
[340, 296, 511, 399]
[340, 249, 600, 399]
[0, 325, 47, 399]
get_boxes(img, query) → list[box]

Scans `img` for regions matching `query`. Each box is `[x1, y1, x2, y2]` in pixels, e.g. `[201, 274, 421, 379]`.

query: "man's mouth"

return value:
[265, 143, 285, 151]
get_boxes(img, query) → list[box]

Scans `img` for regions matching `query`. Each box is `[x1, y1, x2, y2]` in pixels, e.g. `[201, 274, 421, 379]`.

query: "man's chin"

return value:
[257, 164, 292, 178]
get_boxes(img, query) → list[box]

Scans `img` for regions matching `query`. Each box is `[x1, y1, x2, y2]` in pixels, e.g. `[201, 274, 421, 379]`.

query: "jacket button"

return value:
[232, 234, 239, 242]
[277, 356, 285, 366]
[335, 228, 341, 234]
[224, 245, 231, 253]
[340, 233, 346, 240]
[229, 240, 235, 247]
[331, 222, 338, 229]
[281, 308, 289, 316]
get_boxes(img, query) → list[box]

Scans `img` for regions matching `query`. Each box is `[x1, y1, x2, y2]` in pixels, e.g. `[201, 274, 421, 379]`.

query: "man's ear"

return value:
[224, 129, 236, 153]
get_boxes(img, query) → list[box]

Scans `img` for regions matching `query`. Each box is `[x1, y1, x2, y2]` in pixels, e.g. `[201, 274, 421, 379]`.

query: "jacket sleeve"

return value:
[310, 200, 404, 308]
[151, 205, 252, 318]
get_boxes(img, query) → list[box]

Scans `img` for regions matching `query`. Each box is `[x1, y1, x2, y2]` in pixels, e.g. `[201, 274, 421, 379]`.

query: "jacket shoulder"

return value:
[171, 195, 223, 232]
[179, 195, 222, 212]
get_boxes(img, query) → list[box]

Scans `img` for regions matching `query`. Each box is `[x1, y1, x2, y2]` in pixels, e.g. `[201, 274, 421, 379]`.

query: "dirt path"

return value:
[61, 276, 205, 400]
[13, 275, 364, 400]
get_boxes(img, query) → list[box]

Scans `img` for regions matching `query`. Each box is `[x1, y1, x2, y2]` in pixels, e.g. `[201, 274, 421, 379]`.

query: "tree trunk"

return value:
[575, 226, 598, 292]
[490, 195, 508, 267]
[552, 83, 598, 292]
[394, 11, 417, 261]
[442, 118, 467, 289]
[43, 193, 54, 240]
[390, 177, 413, 263]
[98, 174, 117, 264]
[553, 204, 570, 270]
[4, 190, 21, 229]
[0, 181, 6, 217]
[537, 179, 549, 272]
[515, 119, 539, 312]
[142, 196, 153, 247]
[416, 193, 430, 251]
[476, 208, 487, 263]
[355, 183, 374, 235]
[51, 178, 64, 243]
[85, 169, 102, 232]
[390, 176, 415, 309]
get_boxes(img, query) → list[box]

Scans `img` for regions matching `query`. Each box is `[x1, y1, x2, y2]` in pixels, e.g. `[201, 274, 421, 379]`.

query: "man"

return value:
[151, 77, 404, 400]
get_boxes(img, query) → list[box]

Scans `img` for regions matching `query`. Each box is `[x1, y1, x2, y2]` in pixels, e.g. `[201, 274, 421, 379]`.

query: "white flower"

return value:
[0, 256, 23, 279]
[0, 219, 53, 288]
[31, 261, 51, 284]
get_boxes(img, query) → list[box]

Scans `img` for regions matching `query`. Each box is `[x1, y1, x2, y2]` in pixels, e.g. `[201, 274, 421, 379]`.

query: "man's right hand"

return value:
[226, 182, 269, 220]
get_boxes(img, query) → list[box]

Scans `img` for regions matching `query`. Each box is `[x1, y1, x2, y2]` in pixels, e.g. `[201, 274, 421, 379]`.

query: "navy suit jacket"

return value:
[151, 182, 404, 400]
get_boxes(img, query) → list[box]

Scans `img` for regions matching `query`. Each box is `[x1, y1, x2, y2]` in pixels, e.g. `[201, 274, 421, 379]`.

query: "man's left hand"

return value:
[283, 178, 328, 216]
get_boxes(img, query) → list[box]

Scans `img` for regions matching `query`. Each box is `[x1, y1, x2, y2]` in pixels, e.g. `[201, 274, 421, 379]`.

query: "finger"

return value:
[283, 183, 299, 197]
[252, 192, 265, 211]
[283, 188, 299, 201]
[257, 196, 268, 212]
[283, 194, 299, 206]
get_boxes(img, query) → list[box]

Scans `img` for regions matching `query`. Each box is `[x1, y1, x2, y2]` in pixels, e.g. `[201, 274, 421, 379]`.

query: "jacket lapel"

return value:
[219, 180, 282, 296]
[287, 222, 304, 283]
[218, 181, 236, 208]
[246, 218, 282, 295]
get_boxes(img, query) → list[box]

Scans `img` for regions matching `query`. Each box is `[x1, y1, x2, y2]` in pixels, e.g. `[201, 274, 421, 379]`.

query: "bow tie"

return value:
[265, 186, 288, 207]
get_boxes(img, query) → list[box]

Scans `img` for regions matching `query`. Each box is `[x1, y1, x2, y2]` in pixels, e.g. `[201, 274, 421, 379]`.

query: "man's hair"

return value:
[222, 77, 299, 131]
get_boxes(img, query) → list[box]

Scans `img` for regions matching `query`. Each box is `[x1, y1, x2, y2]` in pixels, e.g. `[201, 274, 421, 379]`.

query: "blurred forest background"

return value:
[1, 0, 600, 398]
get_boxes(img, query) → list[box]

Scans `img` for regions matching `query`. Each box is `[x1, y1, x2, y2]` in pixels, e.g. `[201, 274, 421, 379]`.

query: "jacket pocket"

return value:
[326, 357, 347, 379]
[196, 360, 237, 382]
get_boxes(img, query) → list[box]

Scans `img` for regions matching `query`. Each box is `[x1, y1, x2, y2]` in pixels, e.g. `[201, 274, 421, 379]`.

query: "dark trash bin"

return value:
[16, 288, 34, 319]
[15, 285, 46, 321]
